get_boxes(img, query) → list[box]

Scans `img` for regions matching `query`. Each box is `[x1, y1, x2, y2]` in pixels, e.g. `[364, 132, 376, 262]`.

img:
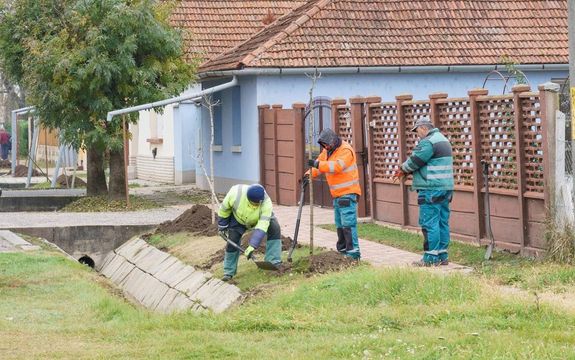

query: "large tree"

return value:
[0, 0, 196, 197]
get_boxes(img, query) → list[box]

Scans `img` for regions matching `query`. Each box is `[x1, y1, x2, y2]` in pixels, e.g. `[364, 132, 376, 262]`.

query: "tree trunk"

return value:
[108, 148, 126, 200]
[86, 146, 108, 196]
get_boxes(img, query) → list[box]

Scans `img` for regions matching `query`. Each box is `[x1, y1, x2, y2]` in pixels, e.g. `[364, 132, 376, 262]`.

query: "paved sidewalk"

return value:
[274, 205, 470, 273]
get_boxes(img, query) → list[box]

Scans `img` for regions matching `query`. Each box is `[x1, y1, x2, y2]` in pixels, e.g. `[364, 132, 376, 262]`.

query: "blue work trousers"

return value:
[418, 190, 453, 264]
[334, 194, 360, 259]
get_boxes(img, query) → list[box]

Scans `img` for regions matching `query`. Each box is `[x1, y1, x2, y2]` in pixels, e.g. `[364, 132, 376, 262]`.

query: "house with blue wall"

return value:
[132, 0, 568, 193]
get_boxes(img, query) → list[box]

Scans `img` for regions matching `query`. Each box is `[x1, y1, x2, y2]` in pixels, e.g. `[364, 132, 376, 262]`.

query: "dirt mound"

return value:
[13, 164, 39, 177]
[56, 175, 87, 188]
[0, 159, 10, 168]
[156, 204, 218, 236]
[307, 251, 359, 273]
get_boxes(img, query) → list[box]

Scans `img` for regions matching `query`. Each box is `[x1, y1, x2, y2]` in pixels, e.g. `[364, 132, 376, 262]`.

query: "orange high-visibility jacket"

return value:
[310, 141, 362, 198]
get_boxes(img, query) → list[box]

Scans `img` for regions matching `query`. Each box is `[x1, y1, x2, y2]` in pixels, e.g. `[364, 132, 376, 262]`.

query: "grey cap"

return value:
[411, 117, 433, 132]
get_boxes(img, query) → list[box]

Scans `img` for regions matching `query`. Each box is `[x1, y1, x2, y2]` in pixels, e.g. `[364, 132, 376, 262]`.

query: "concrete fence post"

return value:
[539, 82, 564, 227]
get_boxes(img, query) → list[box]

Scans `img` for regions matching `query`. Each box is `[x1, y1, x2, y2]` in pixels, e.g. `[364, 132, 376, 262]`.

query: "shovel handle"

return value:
[219, 232, 259, 261]
[288, 180, 307, 262]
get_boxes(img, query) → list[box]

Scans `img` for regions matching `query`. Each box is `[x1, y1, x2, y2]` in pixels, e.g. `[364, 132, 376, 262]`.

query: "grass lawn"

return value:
[2, 246, 575, 359]
[322, 223, 575, 293]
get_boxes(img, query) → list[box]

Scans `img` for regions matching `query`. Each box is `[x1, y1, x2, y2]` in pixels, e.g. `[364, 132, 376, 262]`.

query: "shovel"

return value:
[219, 231, 280, 271]
[287, 178, 308, 262]
[482, 160, 496, 260]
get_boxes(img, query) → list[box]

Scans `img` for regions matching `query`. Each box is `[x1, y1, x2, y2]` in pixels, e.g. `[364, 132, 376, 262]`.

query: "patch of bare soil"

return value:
[0, 159, 10, 168]
[56, 175, 86, 188]
[13, 164, 39, 177]
[155, 204, 218, 236]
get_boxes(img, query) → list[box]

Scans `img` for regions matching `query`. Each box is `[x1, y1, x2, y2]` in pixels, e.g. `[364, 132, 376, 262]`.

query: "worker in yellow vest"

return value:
[305, 128, 361, 259]
[217, 184, 282, 281]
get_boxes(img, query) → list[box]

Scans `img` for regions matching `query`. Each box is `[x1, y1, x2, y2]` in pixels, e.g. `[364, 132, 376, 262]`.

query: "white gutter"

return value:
[106, 76, 238, 122]
[10, 106, 36, 175]
[200, 64, 569, 78]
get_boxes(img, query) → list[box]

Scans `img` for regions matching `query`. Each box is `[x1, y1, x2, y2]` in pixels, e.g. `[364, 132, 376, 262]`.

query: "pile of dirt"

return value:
[13, 164, 39, 177]
[56, 175, 87, 188]
[306, 251, 359, 274]
[156, 204, 218, 236]
[0, 159, 10, 168]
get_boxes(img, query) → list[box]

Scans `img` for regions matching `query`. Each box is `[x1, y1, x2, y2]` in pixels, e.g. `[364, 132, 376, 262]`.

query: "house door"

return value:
[304, 97, 333, 208]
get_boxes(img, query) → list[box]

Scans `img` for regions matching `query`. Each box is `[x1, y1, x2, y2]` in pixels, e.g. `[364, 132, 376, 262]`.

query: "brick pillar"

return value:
[293, 102, 306, 203]
[350, 96, 368, 217]
[330, 98, 347, 135]
[468, 89, 488, 243]
[365, 96, 382, 220]
[512, 84, 531, 253]
[429, 93, 448, 129]
[396, 94, 413, 226]
[258, 104, 270, 186]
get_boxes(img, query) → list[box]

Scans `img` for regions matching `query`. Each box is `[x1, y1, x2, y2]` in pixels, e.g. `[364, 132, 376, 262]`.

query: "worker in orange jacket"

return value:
[305, 128, 361, 259]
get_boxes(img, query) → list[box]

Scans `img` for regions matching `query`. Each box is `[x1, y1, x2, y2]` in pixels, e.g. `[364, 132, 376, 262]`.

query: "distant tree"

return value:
[0, 0, 196, 198]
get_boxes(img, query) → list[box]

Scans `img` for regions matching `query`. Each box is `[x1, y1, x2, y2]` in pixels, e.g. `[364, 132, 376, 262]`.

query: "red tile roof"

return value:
[200, 0, 568, 72]
[170, 1, 306, 63]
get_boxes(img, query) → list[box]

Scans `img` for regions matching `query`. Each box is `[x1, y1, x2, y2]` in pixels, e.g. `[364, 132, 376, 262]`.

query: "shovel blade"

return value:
[254, 261, 280, 271]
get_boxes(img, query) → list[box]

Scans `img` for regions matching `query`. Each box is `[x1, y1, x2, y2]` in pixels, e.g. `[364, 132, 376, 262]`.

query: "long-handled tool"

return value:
[219, 231, 280, 271]
[288, 178, 308, 262]
[482, 160, 496, 260]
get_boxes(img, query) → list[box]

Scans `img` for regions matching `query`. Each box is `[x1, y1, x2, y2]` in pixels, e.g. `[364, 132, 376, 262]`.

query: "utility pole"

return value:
[569, 0, 575, 173]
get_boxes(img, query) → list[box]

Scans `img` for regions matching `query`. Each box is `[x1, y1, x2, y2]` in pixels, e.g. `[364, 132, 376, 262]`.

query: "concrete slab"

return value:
[175, 271, 211, 297]
[115, 239, 148, 259]
[149, 256, 180, 277]
[134, 248, 171, 274]
[155, 260, 189, 284]
[168, 293, 194, 312]
[99, 254, 125, 279]
[0, 230, 40, 252]
[109, 260, 136, 284]
[154, 288, 180, 313]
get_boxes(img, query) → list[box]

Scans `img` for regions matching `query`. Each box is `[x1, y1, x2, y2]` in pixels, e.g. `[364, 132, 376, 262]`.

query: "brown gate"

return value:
[304, 97, 333, 208]
[258, 104, 305, 206]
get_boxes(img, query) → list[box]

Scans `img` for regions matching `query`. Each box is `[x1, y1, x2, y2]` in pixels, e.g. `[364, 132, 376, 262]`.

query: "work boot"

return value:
[222, 275, 233, 282]
[439, 260, 449, 266]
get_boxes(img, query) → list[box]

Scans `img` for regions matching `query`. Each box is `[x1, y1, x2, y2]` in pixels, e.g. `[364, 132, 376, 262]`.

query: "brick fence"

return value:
[333, 85, 560, 256]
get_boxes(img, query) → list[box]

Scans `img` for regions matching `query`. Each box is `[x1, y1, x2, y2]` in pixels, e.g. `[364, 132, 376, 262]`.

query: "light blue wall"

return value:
[173, 102, 200, 182]
[198, 70, 567, 191]
[197, 77, 259, 191]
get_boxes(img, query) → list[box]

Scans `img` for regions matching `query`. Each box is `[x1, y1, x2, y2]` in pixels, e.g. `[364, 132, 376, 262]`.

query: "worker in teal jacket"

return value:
[217, 184, 282, 281]
[394, 117, 454, 266]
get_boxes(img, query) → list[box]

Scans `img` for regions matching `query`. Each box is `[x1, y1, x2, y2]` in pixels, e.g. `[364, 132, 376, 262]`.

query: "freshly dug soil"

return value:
[0, 159, 10, 168]
[13, 164, 39, 177]
[306, 251, 359, 274]
[56, 175, 87, 188]
[156, 204, 218, 236]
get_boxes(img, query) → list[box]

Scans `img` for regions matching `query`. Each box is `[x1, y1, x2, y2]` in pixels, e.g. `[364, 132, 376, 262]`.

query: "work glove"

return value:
[392, 169, 406, 183]
[301, 173, 310, 187]
[244, 245, 255, 260]
[308, 159, 319, 168]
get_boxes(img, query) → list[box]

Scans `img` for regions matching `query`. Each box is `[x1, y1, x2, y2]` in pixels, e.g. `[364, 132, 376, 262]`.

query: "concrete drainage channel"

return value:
[11, 225, 242, 314]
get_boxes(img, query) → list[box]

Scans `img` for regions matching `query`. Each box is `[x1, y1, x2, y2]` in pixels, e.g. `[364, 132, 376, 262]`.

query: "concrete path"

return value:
[0, 230, 40, 252]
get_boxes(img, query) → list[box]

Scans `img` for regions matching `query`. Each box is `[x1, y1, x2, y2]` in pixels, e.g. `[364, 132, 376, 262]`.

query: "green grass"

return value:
[2, 249, 575, 359]
[60, 195, 161, 212]
[322, 223, 575, 293]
